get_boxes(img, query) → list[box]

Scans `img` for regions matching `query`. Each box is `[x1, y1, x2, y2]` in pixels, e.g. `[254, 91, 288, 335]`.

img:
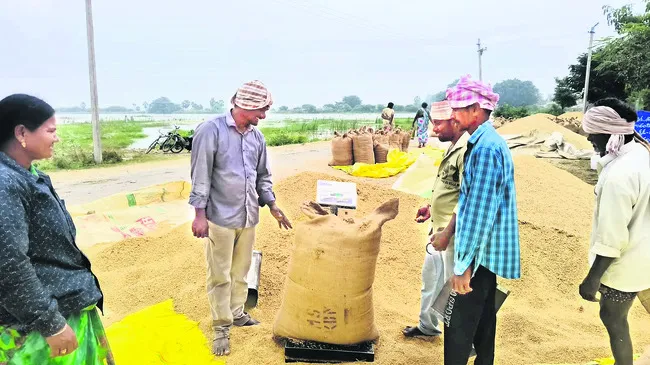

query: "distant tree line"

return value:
[57, 97, 227, 114]
[58, 77, 552, 118]
[274, 95, 424, 114]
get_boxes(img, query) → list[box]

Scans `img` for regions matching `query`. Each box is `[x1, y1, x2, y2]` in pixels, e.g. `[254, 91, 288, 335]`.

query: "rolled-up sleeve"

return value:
[454, 147, 503, 276]
[189, 123, 218, 209]
[256, 135, 275, 207]
[0, 184, 67, 337]
[591, 176, 634, 258]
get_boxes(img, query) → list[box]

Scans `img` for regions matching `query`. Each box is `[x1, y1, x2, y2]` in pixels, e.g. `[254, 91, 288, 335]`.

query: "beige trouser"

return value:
[205, 221, 256, 332]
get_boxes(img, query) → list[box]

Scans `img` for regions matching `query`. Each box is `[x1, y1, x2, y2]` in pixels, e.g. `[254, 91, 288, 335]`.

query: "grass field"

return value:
[36, 120, 146, 170]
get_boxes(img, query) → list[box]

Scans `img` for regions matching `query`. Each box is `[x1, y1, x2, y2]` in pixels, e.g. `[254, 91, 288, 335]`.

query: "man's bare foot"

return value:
[402, 326, 440, 338]
[212, 334, 230, 356]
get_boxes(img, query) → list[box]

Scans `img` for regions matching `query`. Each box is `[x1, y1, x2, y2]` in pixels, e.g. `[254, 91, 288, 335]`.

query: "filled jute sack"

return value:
[352, 131, 375, 164]
[373, 131, 390, 146]
[273, 199, 399, 345]
[388, 130, 403, 151]
[328, 132, 354, 166]
[401, 131, 410, 152]
[374, 142, 389, 164]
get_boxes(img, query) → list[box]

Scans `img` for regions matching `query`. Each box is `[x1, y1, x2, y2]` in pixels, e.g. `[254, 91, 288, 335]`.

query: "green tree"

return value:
[143, 102, 149, 112]
[322, 104, 336, 112]
[148, 97, 182, 114]
[209, 98, 225, 113]
[181, 100, 191, 110]
[335, 102, 352, 112]
[342, 95, 362, 108]
[493, 79, 541, 107]
[301, 104, 318, 113]
[278, 106, 289, 112]
[413, 96, 422, 107]
[553, 77, 578, 110]
[190, 102, 203, 111]
[80, 102, 86, 111]
[353, 104, 376, 113]
[598, 1, 650, 105]
[563, 52, 628, 102]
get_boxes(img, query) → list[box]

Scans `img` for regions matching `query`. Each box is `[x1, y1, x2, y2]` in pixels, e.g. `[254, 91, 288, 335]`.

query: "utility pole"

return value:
[582, 23, 599, 114]
[477, 38, 487, 81]
[85, 0, 102, 164]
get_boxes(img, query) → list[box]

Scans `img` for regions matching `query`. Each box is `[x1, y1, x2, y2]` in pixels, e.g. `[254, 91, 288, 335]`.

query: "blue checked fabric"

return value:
[454, 122, 521, 279]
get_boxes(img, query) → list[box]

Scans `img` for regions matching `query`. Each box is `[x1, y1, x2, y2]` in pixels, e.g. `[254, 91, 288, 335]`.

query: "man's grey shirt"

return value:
[189, 112, 275, 229]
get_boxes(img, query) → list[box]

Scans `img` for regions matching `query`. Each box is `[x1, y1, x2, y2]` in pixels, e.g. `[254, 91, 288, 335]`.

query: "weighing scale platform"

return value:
[285, 339, 374, 363]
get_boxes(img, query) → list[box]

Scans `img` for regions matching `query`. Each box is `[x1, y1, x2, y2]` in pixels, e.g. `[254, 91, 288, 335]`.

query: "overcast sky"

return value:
[0, 0, 640, 109]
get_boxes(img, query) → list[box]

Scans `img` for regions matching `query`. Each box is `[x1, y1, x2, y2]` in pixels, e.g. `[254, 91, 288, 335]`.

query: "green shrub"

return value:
[494, 104, 530, 119]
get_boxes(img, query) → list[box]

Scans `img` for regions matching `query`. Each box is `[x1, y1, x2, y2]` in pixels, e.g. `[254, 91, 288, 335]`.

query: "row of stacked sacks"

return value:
[328, 126, 412, 166]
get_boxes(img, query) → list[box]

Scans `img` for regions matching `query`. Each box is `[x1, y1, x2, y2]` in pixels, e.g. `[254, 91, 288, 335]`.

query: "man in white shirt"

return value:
[580, 97, 650, 365]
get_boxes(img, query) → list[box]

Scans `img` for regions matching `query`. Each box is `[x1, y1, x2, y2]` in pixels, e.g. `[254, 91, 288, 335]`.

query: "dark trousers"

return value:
[444, 266, 497, 365]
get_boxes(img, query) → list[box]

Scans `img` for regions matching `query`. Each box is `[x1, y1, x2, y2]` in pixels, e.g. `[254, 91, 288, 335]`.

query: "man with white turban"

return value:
[580, 97, 650, 365]
[189, 80, 293, 357]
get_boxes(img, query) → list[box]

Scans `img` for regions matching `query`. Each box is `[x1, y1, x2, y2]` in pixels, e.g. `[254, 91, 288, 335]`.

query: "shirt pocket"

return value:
[440, 161, 461, 189]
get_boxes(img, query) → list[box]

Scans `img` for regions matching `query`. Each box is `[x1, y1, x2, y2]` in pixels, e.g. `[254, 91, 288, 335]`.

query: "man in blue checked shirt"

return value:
[442, 75, 521, 365]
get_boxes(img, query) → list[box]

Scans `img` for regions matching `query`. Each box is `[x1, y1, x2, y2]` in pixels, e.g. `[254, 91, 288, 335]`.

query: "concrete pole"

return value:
[477, 38, 487, 81]
[85, 0, 102, 163]
[582, 23, 599, 114]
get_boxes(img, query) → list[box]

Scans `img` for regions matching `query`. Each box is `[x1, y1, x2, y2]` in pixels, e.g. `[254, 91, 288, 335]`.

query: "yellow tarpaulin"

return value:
[332, 147, 445, 178]
[106, 300, 223, 365]
[70, 181, 194, 248]
[391, 151, 442, 198]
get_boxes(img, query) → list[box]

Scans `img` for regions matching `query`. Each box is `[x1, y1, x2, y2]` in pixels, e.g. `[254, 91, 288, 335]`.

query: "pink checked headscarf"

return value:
[445, 75, 500, 111]
[582, 106, 636, 155]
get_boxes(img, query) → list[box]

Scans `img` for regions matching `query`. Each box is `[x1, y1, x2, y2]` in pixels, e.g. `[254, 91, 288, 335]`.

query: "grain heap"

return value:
[497, 114, 593, 149]
[88, 160, 650, 364]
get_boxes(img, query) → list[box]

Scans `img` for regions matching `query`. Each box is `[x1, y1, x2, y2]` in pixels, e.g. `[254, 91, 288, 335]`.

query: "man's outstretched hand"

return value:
[270, 203, 292, 230]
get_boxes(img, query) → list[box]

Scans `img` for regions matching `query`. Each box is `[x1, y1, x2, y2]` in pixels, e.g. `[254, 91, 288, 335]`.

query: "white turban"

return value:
[582, 106, 636, 155]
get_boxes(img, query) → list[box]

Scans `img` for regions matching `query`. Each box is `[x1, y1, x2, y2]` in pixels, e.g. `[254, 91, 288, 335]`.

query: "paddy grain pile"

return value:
[497, 114, 593, 150]
[88, 161, 650, 364]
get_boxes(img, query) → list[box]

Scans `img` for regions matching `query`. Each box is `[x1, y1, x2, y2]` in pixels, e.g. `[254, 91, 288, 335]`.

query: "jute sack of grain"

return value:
[373, 131, 389, 146]
[328, 132, 354, 166]
[374, 141, 389, 164]
[273, 199, 399, 344]
[388, 130, 403, 151]
[352, 131, 375, 164]
[401, 131, 410, 152]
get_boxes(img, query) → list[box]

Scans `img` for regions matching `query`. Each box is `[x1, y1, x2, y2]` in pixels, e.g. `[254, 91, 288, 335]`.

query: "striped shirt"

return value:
[454, 122, 520, 279]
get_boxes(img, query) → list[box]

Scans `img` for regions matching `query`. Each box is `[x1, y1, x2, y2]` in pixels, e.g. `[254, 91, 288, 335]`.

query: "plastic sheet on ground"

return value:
[500, 131, 594, 159]
[106, 300, 223, 365]
[391, 151, 442, 198]
[534, 132, 594, 160]
[331, 147, 445, 179]
[70, 181, 194, 247]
